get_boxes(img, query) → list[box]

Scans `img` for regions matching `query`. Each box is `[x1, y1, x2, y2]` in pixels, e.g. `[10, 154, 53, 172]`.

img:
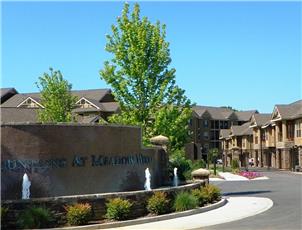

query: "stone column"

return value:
[150, 135, 169, 184]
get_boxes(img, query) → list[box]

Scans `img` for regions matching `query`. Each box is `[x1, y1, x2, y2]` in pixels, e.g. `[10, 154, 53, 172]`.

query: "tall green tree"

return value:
[100, 3, 191, 150]
[36, 68, 77, 123]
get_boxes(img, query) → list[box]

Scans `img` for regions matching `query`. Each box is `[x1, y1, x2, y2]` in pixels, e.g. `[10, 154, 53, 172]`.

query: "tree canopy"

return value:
[36, 68, 77, 123]
[100, 3, 191, 150]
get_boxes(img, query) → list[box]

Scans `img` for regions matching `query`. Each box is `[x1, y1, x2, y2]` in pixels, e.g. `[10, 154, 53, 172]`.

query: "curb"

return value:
[48, 198, 227, 230]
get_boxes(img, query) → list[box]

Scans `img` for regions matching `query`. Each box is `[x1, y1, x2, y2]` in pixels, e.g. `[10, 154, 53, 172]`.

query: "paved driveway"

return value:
[201, 169, 302, 230]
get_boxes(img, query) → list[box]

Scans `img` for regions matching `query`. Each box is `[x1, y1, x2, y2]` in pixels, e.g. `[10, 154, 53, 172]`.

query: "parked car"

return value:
[216, 159, 223, 165]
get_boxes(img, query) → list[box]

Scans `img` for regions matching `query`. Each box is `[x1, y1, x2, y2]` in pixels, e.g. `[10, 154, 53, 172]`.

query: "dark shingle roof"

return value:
[1, 108, 39, 123]
[0, 88, 18, 104]
[192, 105, 257, 121]
[1, 94, 29, 107]
[193, 106, 234, 120]
[250, 113, 271, 127]
[231, 122, 253, 136]
[275, 100, 302, 120]
[0, 89, 116, 108]
[235, 110, 258, 121]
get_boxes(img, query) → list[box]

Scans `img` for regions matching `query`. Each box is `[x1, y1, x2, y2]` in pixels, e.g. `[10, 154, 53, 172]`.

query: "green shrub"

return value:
[231, 159, 239, 170]
[191, 189, 206, 206]
[105, 198, 132, 221]
[65, 203, 92, 226]
[201, 184, 221, 203]
[173, 192, 198, 212]
[17, 206, 53, 229]
[147, 192, 170, 215]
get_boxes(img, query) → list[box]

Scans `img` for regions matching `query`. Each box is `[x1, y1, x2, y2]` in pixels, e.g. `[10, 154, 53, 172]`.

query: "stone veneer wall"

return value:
[2, 181, 205, 229]
[1, 123, 168, 200]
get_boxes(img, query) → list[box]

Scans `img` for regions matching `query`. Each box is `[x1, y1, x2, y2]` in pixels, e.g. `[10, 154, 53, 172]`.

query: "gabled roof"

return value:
[192, 106, 234, 120]
[230, 122, 253, 136]
[192, 105, 257, 121]
[272, 100, 302, 121]
[250, 113, 271, 128]
[0, 88, 117, 109]
[1, 94, 31, 108]
[235, 110, 258, 121]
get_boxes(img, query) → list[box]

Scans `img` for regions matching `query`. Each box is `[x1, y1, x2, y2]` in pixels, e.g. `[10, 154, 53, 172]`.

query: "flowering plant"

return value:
[239, 171, 262, 179]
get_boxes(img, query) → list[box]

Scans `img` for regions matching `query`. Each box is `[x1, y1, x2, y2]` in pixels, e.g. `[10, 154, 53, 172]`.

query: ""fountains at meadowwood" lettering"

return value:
[1, 154, 152, 173]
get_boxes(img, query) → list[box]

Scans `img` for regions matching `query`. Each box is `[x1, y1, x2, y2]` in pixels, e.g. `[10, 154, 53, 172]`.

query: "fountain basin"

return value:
[2, 181, 206, 229]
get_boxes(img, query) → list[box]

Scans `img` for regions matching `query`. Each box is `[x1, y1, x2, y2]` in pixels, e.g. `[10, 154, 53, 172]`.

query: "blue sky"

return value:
[1, 1, 301, 113]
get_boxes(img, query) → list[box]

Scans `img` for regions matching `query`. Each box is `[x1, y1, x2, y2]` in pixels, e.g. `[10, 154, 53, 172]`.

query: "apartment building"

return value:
[249, 113, 271, 167]
[268, 100, 302, 170]
[0, 88, 119, 123]
[186, 105, 257, 161]
[220, 122, 253, 167]
[220, 100, 302, 171]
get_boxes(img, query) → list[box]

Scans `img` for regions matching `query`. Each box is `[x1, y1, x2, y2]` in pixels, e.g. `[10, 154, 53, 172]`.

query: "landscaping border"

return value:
[49, 197, 227, 229]
[2, 181, 206, 229]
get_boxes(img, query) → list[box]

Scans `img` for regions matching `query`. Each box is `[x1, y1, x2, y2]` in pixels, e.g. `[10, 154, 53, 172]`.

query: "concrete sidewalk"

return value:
[218, 172, 249, 181]
[112, 197, 273, 230]
[209, 173, 269, 182]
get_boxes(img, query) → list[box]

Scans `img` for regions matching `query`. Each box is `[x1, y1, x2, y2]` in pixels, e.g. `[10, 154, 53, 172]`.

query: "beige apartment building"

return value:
[220, 100, 302, 171]
[186, 105, 256, 161]
[220, 122, 253, 167]
[249, 113, 271, 167]
[268, 100, 302, 170]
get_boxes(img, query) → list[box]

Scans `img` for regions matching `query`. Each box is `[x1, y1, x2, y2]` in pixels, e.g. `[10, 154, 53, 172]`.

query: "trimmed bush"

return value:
[173, 192, 198, 212]
[17, 206, 53, 229]
[201, 184, 221, 203]
[191, 189, 206, 206]
[65, 203, 92, 226]
[105, 198, 132, 221]
[147, 192, 170, 215]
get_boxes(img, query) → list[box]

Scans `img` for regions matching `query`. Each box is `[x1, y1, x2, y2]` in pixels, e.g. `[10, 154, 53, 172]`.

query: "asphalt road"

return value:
[202, 169, 302, 230]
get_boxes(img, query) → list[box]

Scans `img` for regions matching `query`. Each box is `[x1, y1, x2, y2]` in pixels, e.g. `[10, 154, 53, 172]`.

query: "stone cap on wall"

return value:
[0, 122, 141, 129]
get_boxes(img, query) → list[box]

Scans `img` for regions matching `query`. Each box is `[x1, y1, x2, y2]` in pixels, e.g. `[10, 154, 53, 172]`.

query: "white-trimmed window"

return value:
[296, 121, 302, 138]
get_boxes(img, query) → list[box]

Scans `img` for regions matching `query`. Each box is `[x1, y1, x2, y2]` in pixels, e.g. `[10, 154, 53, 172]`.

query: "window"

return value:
[287, 121, 294, 140]
[204, 131, 209, 140]
[220, 121, 224, 129]
[296, 121, 302, 137]
[210, 121, 215, 129]
[255, 136, 258, 144]
[203, 120, 208, 128]
[224, 121, 228, 129]
[215, 121, 219, 129]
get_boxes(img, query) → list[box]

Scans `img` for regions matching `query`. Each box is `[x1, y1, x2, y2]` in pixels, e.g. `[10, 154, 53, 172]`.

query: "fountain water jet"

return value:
[22, 173, 31, 199]
[173, 167, 179, 187]
[144, 168, 151, 191]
